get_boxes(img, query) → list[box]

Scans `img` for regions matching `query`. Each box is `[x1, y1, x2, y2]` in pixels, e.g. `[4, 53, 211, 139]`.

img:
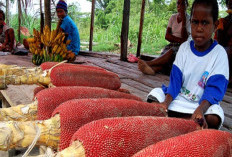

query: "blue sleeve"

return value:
[199, 74, 228, 105]
[162, 64, 183, 99]
[60, 20, 68, 32]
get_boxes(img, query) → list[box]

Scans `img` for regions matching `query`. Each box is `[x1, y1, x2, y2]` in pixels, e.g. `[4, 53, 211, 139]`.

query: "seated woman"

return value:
[138, 0, 190, 75]
[214, 0, 232, 85]
[0, 10, 15, 52]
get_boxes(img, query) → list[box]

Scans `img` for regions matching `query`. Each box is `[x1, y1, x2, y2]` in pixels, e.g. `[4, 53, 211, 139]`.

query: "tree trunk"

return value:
[5, 0, 9, 25]
[17, 0, 21, 41]
[136, 0, 146, 57]
[44, 0, 51, 30]
[89, 0, 96, 51]
[120, 0, 130, 61]
[40, 0, 44, 33]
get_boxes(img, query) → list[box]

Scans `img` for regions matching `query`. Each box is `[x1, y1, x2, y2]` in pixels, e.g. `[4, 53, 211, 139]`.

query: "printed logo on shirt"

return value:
[198, 71, 209, 89]
[180, 87, 199, 101]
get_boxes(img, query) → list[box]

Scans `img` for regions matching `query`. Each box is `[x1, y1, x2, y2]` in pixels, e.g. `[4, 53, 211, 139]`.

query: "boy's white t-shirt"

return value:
[167, 40, 229, 113]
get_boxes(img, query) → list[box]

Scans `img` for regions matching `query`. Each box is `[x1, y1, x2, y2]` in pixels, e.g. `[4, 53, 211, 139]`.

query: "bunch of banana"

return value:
[28, 25, 76, 65]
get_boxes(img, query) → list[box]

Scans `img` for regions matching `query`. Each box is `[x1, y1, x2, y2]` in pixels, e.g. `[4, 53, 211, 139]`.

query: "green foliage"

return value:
[9, 13, 41, 42]
[7, 0, 227, 55]
[68, 2, 82, 21]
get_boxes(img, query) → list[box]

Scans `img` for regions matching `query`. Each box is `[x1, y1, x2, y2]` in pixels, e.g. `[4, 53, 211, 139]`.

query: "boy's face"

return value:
[191, 4, 216, 52]
[56, 8, 66, 19]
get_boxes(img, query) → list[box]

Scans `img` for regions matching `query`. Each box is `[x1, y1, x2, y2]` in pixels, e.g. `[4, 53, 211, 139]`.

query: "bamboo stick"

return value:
[0, 101, 38, 121]
[0, 64, 43, 76]
[0, 114, 60, 151]
[0, 72, 51, 89]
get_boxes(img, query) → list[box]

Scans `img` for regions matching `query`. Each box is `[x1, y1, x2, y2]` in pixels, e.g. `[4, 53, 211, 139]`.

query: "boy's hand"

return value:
[159, 102, 168, 113]
[191, 107, 208, 129]
[152, 102, 168, 117]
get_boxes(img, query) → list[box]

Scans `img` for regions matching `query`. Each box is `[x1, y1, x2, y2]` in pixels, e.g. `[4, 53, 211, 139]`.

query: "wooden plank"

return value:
[121, 83, 148, 101]
[223, 116, 232, 131]
[106, 57, 170, 82]
[0, 90, 15, 107]
[80, 56, 169, 88]
[222, 94, 232, 104]
[221, 101, 232, 119]
[106, 57, 138, 69]
[121, 78, 153, 93]
[226, 87, 232, 93]
[79, 51, 120, 58]
[0, 54, 35, 67]
[0, 85, 38, 107]
[220, 126, 232, 133]
[225, 90, 232, 97]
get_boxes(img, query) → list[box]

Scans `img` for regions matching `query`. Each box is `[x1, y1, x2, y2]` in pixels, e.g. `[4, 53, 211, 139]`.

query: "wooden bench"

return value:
[0, 85, 38, 108]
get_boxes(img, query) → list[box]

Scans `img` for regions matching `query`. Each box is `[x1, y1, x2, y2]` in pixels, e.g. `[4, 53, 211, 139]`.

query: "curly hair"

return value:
[190, 0, 218, 22]
[0, 10, 5, 20]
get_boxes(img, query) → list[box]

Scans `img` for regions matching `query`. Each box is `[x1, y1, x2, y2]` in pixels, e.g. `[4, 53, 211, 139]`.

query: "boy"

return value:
[147, 0, 229, 129]
[56, 0, 80, 55]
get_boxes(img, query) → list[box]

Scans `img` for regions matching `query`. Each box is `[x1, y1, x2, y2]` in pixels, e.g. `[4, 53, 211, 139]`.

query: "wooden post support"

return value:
[17, 0, 21, 41]
[89, 0, 96, 51]
[136, 0, 146, 57]
[44, 0, 51, 30]
[40, 0, 44, 33]
[120, 0, 130, 61]
[6, 0, 9, 26]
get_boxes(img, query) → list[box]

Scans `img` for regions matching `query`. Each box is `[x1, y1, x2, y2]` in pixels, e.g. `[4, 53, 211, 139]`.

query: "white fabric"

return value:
[147, 87, 224, 128]
[147, 88, 165, 103]
[205, 104, 224, 129]
[167, 13, 191, 38]
[0, 51, 10, 56]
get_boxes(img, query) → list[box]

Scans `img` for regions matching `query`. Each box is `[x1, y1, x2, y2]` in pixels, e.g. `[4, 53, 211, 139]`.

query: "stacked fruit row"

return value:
[27, 25, 75, 65]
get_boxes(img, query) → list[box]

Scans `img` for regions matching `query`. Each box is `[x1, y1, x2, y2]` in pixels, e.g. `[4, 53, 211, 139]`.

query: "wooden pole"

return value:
[89, 0, 96, 51]
[44, 0, 51, 30]
[5, 0, 9, 26]
[40, 0, 44, 33]
[120, 0, 130, 61]
[136, 0, 146, 57]
[17, 0, 21, 41]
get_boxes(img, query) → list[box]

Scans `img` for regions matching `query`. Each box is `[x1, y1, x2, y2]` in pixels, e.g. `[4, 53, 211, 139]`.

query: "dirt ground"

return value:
[0, 54, 35, 67]
[0, 151, 8, 157]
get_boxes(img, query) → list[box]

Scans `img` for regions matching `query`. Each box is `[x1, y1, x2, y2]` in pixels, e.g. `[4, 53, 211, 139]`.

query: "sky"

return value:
[68, 0, 91, 12]
[10, 0, 92, 15]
